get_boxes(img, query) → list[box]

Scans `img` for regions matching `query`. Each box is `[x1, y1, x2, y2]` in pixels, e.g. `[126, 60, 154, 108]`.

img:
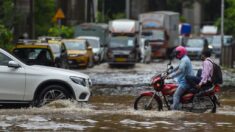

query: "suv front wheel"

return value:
[34, 85, 72, 107]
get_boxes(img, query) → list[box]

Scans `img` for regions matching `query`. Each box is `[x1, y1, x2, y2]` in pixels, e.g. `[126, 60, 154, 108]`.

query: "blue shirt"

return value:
[170, 55, 194, 85]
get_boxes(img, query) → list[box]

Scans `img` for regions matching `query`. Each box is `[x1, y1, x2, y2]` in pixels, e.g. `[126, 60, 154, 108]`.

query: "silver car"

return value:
[185, 38, 211, 60]
[211, 35, 233, 57]
[77, 36, 105, 63]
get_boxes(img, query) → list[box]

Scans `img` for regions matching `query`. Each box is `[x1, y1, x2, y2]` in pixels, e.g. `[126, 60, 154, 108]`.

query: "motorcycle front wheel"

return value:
[134, 95, 162, 111]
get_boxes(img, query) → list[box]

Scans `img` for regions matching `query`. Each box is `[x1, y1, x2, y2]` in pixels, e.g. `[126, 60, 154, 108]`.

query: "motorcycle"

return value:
[134, 61, 221, 113]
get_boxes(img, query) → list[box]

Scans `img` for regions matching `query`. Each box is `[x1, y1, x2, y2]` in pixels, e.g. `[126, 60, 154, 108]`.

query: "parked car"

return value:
[62, 39, 94, 68]
[211, 35, 233, 57]
[0, 48, 91, 107]
[12, 44, 58, 67]
[76, 36, 105, 64]
[139, 38, 151, 63]
[185, 37, 212, 60]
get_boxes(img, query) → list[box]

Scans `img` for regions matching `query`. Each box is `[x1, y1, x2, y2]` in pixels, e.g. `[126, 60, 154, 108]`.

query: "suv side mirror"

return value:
[8, 61, 21, 68]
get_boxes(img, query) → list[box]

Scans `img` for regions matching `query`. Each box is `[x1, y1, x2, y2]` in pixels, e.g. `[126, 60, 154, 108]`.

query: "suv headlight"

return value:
[70, 76, 86, 86]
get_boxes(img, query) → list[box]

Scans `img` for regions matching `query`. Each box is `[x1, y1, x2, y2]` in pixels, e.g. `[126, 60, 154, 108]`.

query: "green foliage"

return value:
[96, 11, 110, 23]
[48, 25, 74, 38]
[180, 16, 186, 23]
[112, 12, 126, 20]
[35, 0, 56, 36]
[215, 0, 235, 36]
[0, 24, 13, 51]
[0, 0, 23, 29]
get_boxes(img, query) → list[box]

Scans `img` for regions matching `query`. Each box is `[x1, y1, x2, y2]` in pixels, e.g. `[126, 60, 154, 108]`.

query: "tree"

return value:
[0, 0, 14, 28]
[0, 24, 13, 50]
[215, 0, 235, 36]
[35, 0, 55, 36]
[48, 24, 74, 38]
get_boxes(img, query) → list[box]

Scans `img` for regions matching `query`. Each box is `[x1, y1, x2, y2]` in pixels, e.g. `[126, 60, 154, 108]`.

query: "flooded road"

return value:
[0, 94, 235, 131]
[0, 61, 235, 131]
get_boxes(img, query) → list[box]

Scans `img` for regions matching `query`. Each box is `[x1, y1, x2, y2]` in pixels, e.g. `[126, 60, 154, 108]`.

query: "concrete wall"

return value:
[130, 0, 149, 19]
[183, 1, 202, 35]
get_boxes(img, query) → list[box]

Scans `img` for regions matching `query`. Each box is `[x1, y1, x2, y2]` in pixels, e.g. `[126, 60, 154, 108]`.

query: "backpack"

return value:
[207, 59, 223, 84]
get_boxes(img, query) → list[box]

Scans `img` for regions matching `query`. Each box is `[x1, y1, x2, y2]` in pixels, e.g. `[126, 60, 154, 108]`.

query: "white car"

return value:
[140, 38, 151, 63]
[0, 48, 91, 107]
[76, 36, 105, 63]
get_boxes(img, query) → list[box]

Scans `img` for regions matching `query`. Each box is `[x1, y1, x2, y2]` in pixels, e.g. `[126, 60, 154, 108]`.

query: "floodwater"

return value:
[0, 61, 235, 131]
[0, 93, 234, 131]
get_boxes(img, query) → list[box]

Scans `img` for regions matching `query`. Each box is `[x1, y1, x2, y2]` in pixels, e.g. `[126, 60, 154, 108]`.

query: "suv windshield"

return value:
[64, 41, 86, 50]
[186, 39, 204, 47]
[12, 48, 53, 66]
[109, 37, 135, 48]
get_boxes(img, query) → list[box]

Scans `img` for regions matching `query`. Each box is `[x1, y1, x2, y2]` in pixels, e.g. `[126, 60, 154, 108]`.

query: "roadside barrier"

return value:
[221, 44, 235, 68]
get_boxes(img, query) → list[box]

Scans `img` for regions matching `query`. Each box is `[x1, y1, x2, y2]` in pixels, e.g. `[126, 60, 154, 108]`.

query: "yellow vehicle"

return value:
[12, 44, 59, 67]
[61, 39, 94, 68]
[47, 40, 69, 68]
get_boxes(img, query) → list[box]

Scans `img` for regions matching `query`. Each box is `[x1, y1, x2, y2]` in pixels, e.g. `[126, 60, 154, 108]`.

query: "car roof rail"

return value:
[17, 39, 38, 45]
[38, 36, 62, 42]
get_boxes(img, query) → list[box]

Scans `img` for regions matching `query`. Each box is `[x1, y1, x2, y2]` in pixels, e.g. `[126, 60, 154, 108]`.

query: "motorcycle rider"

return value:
[186, 50, 213, 90]
[167, 46, 194, 110]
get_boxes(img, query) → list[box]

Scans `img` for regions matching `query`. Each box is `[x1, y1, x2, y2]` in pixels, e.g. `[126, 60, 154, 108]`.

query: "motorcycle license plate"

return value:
[115, 58, 126, 62]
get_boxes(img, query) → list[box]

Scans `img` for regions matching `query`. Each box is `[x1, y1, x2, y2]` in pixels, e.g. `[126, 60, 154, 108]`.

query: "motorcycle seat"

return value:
[196, 87, 214, 97]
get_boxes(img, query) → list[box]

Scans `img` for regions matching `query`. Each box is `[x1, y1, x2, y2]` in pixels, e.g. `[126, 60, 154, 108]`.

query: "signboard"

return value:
[54, 8, 65, 19]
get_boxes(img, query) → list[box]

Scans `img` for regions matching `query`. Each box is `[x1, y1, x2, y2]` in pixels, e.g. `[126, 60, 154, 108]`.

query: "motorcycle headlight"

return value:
[70, 76, 86, 87]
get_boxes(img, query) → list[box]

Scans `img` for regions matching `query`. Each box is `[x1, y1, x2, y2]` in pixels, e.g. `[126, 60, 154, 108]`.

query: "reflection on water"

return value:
[0, 93, 234, 131]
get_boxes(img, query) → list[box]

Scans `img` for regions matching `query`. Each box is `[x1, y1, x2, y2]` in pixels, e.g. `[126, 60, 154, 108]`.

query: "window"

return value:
[0, 52, 12, 66]
[64, 41, 86, 50]
[12, 48, 53, 65]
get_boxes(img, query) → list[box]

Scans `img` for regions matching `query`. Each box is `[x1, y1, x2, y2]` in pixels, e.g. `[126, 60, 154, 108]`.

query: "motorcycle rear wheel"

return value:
[134, 95, 162, 111]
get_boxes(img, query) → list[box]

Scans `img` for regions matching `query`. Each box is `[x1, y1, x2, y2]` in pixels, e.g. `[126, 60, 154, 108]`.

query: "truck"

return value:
[107, 19, 140, 66]
[139, 11, 179, 58]
[74, 23, 109, 47]
[74, 23, 109, 61]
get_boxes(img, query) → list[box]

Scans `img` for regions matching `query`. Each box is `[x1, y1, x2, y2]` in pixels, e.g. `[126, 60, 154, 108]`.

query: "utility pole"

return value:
[220, 0, 224, 65]
[102, 0, 105, 22]
[30, 0, 35, 39]
[85, 0, 88, 22]
[126, 0, 130, 19]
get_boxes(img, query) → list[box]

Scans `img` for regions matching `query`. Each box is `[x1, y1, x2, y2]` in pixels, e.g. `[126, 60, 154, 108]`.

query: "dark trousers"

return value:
[185, 75, 213, 92]
[185, 75, 201, 88]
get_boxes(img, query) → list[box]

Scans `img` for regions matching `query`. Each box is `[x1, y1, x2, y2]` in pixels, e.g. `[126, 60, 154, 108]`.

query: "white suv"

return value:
[0, 48, 91, 107]
[77, 36, 105, 63]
